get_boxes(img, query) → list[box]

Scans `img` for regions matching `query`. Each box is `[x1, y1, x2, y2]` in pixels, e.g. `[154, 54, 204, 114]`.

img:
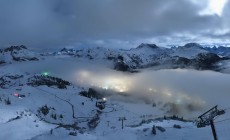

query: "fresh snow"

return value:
[1, 45, 230, 140]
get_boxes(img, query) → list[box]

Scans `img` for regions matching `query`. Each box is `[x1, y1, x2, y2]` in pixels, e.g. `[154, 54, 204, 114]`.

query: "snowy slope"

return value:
[204, 46, 230, 57]
[58, 46, 119, 60]
[1, 44, 230, 139]
[0, 55, 230, 140]
[0, 45, 39, 64]
[171, 43, 208, 58]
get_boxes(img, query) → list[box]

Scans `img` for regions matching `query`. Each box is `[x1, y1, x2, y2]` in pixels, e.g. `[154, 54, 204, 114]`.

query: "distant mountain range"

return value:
[56, 43, 230, 72]
[1, 43, 230, 73]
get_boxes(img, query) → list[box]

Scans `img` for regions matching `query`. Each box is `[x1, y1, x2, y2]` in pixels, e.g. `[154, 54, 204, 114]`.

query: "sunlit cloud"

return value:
[200, 0, 228, 16]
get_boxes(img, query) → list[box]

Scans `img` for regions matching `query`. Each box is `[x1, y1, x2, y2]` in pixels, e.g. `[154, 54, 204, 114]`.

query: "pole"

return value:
[210, 119, 218, 140]
[107, 121, 110, 127]
[119, 117, 126, 129]
[197, 106, 225, 139]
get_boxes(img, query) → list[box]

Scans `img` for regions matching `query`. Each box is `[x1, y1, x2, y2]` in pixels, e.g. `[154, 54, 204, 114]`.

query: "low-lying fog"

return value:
[3, 57, 230, 117]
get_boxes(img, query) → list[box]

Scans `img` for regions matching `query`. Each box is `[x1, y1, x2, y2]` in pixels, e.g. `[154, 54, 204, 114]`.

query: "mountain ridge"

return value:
[1, 43, 230, 73]
[56, 43, 230, 72]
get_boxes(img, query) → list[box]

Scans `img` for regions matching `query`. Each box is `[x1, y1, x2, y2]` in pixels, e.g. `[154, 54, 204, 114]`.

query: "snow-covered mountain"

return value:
[1, 43, 230, 140]
[203, 46, 230, 57]
[1, 43, 230, 73]
[0, 45, 39, 64]
[171, 43, 207, 58]
[55, 43, 230, 72]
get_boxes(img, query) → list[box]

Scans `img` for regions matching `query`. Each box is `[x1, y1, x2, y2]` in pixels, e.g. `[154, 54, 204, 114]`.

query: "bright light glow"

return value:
[100, 77, 130, 92]
[76, 70, 131, 93]
[79, 70, 89, 78]
[209, 0, 227, 16]
[119, 89, 125, 93]
[14, 93, 19, 97]
[162, 89, 173, 97]
[102, 86, 109, 90]
[176, 99, 182, 104]
[42, 72, 49, 76]
[103, 97, 107, 101]
[165, 92, 172, 97]
[200, 0, 228, 16]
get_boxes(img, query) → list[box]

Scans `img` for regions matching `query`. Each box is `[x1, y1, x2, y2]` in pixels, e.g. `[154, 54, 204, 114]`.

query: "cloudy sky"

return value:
[0, 0, 229, 49]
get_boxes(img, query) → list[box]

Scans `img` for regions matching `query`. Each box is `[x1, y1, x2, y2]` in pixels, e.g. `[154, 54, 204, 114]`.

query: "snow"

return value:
[0, 106, 55, 140]
[171, 46, 208, 59]
[0, 46, 39, 64]
[54, 44, 230, 72]
[1, 46, 230, 139]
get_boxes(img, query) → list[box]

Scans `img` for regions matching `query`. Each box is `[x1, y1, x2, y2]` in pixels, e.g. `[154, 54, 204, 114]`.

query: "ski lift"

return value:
[217, 109, 225, 115]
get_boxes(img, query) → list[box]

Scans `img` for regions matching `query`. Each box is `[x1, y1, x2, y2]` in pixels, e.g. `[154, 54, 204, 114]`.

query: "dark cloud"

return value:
[221, 0, 230, 31]
[223, 0, 230, 20]
[200, 1, 230, 41]
[0, 0, 76, 48]
[0, 0, 227, 49]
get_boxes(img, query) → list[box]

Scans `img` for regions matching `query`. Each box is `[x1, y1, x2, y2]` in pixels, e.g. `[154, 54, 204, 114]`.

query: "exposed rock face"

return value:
[183, 43, 203, 49]
[54, 42, 230, 72]
[171, 56, 192, 68]
[114, 61, 129, 71]
[137, 43, 159, 49]
[0, 45, 39, 63]
[204, 46, 230, 57]
[114, 56, 129, 71]
[3, 45, 27, 52]
[193, 53, 222, 69]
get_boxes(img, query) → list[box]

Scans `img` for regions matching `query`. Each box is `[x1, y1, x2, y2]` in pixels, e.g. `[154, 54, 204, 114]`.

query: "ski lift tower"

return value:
[196, 105, 225, 140]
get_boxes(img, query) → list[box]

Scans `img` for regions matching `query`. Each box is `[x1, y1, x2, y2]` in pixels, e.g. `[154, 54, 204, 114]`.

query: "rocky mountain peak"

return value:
[183, 43, 203, 49]
[4, 45, 27, 52]
[137, 43, 159, 49]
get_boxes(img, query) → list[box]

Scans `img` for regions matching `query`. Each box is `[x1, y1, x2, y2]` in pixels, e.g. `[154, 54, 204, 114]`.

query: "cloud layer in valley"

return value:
[4, 58, 230, 117]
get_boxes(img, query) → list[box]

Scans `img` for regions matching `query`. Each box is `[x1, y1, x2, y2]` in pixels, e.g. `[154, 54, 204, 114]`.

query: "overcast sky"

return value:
[0, 0, 229, 49]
